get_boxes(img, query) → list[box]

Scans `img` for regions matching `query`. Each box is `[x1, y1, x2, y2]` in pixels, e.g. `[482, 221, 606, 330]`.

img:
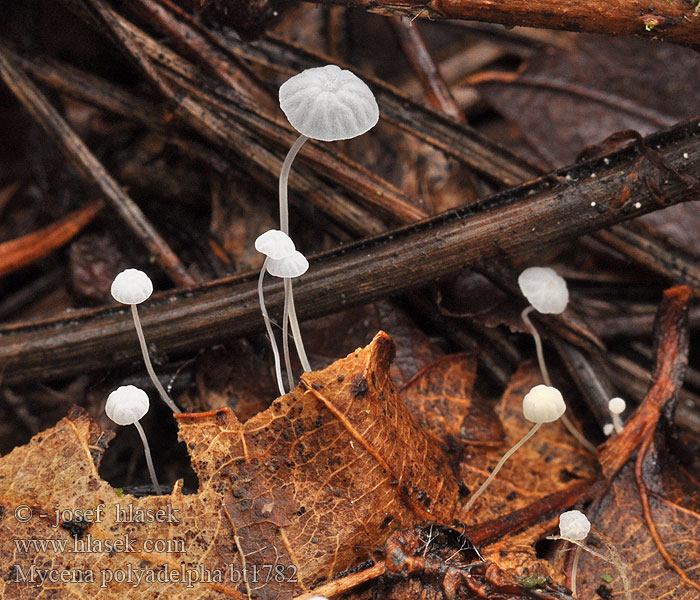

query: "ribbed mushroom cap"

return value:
[608, 397, 626, 415]
[266, 251, 309, 278]
[522, 384, 566, 423]
[518, 266, 569, 314]
[279, 64, 379, 142]
[255, 229, 296, 260]
[105, 385, 149, 426]
[111, 269, 153, 305]
[559, 510, 591, 541]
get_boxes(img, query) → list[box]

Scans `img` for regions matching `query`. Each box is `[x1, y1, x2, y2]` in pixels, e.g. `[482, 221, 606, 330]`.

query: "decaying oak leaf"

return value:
[458, 363, 598, 525]
[399, 353, 504, 448]
[0, 332, 463, 599]
[574, 440, 700, 599]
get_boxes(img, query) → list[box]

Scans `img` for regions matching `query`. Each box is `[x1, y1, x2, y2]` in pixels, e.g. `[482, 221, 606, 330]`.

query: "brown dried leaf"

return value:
[400, 353, 504, 448]
[458, 363, 598, 524]
[0, 332, 462, 599]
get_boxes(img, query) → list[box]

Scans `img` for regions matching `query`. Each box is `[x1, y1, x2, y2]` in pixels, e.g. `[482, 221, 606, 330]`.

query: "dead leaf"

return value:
[400, 353, 504, 449]
[0, 332, 463, 599]
[458, 363, 598, 524]
[477, 35, 700, 166]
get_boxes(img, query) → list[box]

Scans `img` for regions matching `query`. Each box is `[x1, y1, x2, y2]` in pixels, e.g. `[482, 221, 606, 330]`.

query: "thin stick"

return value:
[133, 421, 162, 495]
[521, 306, 598, 455]
[258, 260, 286, 397]
[131, 305, 181, 413]
[464, 422, 541, 513]
[0, 42, 195, 288]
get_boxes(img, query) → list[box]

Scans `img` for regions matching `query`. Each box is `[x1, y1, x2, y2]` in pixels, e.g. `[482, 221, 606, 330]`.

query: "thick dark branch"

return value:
[300, 0, 700, 46]
[0, 118, 697, 384]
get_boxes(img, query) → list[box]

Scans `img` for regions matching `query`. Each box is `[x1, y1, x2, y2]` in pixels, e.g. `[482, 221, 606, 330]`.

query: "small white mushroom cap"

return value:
[608, 397, 626, 415]
[105, 385, 149, 426]
[559, 510, 591, 541]
[111, 269, 153, 305]
[266, 251, 309, 278]
[279, 64, 379, 142]
[603, 423, 615, 436]
[522, 384, 566, 423]
[255, 229, 296, 260]
[518, 266, 569, 314]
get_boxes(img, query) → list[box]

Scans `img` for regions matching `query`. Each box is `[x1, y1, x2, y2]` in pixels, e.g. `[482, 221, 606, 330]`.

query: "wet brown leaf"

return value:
[477, 35, 700, 166]
[0, 332, 462, 599]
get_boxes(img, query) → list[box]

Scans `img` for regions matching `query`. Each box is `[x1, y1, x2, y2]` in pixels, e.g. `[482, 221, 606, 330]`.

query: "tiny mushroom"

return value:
[517, 267, 596, 455]
[608, 397, 626, 434]
[464, 384, 566, 513]
[255, 230, 297, 397]
[105, 385, 161, 494]
[111, 269, 180, 413]
[548, 510, 631, 600]
[265, 64, 380, 389]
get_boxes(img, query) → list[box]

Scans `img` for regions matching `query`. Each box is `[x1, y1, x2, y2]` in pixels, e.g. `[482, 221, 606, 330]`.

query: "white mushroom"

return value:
[106, 385, 161, 494]
[608, 397, 627, 434]
[559, 510, 591, 541]
[464, 385, 567, 513]
[548, 510, 631, 600]
[259, 64, 379, 394]
[518, 267, 569, 315]
[111, 269, 180, 414]
[266, 251, 309, 278]
[517, 267, 596, 454]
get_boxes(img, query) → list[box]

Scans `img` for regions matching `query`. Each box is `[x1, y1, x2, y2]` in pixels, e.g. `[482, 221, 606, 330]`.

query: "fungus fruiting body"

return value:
[255, 230, 297, 396]
[608, 397, 626, 434]
[111, 269, 180, 414]
[105, 385, 161, 494]
[265, 64, 379, 385]
[464, 384, 566, 513]
[548, 510, 631, 600]
[517, 266, 596, 454]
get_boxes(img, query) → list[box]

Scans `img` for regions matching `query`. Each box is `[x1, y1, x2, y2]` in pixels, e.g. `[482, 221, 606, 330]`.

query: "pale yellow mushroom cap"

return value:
[522, 384, 566, 423]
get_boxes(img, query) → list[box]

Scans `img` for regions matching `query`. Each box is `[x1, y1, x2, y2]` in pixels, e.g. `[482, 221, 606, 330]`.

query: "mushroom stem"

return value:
[612, 413, 624, 434]
[130, 304, 180, 414]
[133, 420, 162, 495]
[279, 134, 308, 235]
[571, 544, 582, 597]
[258, 259, 286, 397]
[464, 422, 542, 513]
[520, 306, 597, 455]
[282, 279, 294, 390]
[287, 279, 311, 373]
[548, 535, 631, 600]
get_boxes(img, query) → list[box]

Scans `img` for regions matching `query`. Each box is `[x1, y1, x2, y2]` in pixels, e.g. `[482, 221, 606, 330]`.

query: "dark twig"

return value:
[0, 44, 196, 287]
[0, 118, 696, 384]
[299, 0, 700, 46]
[388, 16, 465, 122]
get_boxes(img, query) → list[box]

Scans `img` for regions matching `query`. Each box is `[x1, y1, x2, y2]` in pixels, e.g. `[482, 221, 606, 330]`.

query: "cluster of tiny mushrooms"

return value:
[103, 65, 630, 596]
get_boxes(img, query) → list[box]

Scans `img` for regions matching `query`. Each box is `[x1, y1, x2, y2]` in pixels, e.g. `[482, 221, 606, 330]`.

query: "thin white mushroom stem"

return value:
[133, 420, 162, 495]
[571, 544, 582, 597]
[612, 413, 624, 434]
[279, 134, 308, 235]
[521, 306, 597, 455]
[287, 279, 311, 373]
[130, 304, 181, 414]
[258, 259, 286, 397]
[548, 535, 631, 600]
[282, 279, 294, 390]
[464, 422, 542, 513]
